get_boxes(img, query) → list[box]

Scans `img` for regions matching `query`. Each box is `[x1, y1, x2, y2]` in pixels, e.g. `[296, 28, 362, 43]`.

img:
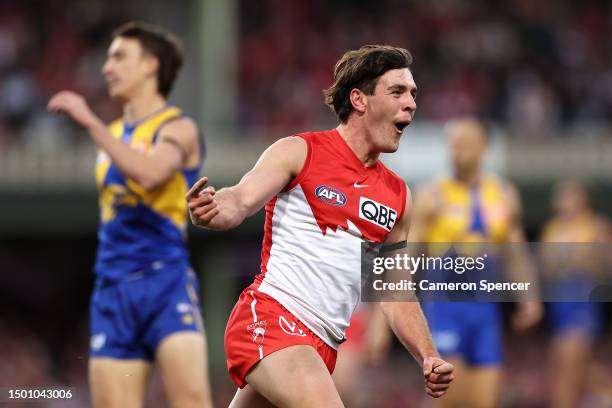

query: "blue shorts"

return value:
[547, 302, 602, 338]
[423, 301, 502, 366]
[90, 263, 203, 360]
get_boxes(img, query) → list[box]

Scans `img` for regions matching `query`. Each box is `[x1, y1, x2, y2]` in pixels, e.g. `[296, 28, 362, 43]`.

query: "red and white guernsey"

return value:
[253, 129, 407, 349]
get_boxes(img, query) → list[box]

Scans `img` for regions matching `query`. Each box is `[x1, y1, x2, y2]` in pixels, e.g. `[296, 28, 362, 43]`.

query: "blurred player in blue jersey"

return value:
[48, 22, 212, 408]
[397, 118, 541, 407]
[542, 180, 609, 408]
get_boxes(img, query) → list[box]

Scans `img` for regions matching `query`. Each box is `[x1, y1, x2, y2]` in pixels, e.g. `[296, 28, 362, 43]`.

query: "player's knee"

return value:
[92, 392, 133, 408]
[289, 375, 342, 406]
[167, 387, 211, 408]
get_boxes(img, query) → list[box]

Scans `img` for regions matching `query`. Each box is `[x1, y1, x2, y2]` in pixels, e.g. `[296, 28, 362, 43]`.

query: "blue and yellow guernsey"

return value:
[422, 174, 514, 298]
[421, 175, 513, 362]
[426, 174, 513, 246]
[94, 106, 203, 280]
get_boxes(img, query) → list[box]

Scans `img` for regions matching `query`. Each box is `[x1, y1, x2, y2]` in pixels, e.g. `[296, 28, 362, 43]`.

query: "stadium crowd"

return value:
[0, 0, 611, 144]
[238, 0, 612, 137]
[0, 0, 132, 147]
[0, 0, 611, 406]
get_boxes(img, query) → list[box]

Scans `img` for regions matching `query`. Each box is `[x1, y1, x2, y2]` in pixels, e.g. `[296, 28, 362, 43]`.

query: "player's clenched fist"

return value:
[186, 177, 219, 227]
[47, 91, 100, 129]
[423, 356, 454, 398]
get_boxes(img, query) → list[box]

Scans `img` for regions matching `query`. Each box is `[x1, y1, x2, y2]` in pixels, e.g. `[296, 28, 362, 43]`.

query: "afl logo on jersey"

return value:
[315, 185, 347, 206]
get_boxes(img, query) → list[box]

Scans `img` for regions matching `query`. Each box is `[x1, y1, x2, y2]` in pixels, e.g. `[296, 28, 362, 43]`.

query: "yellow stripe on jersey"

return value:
[96, 106, 190, 229]
[426, 175, 512, 244]
[542, 213, 601, 243]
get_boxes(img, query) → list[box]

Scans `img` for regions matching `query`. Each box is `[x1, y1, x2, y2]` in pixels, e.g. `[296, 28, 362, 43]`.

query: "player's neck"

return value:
[336, 123, 379, 168]
[454, 168, 481, 186]
[123, 91, 167, 124]
[559, 209, 589, 223]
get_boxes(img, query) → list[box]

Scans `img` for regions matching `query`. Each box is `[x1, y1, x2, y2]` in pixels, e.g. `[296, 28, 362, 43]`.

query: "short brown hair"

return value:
[113, 21, 184, 98]
[324, 45, 413, 123]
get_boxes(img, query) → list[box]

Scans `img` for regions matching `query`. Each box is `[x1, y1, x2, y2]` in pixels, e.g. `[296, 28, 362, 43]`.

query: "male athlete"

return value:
[403, 118, 542, 408]
[542, 180, 609, 408]
[47, 22, 212, 408]
[188, 45, 454, 407]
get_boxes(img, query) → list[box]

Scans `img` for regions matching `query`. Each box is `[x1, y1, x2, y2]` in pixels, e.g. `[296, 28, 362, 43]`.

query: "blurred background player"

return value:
[383, 117, 542, 408]
[541, 180, 610, 408]
[47, 22, 212, 408]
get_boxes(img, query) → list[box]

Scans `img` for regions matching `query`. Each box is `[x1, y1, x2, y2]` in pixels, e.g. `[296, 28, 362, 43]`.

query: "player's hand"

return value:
[47, 91, 100, 129]
[422, 356, 454, 398]
[512, 301, 543, 331]
[187, 177, 219, 228]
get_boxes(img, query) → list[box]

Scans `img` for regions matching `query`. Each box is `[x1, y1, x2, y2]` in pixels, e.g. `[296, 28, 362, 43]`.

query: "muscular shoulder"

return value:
[159, 116, 199, 145]
[156, 116, 200, 166]
[269, 135, 307, 154]
[261, 136, 307, 177]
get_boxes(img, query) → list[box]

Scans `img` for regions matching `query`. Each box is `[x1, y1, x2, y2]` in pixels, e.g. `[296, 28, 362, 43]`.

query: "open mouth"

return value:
[394, 121, 411, 133]
[105, 77, 119, 87]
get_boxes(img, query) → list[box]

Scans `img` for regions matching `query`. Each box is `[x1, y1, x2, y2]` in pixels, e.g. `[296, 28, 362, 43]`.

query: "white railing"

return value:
[1, 125, 611, 190]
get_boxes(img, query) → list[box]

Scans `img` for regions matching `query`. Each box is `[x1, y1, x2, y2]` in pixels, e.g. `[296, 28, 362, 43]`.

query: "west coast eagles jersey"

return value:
[94, 106, 203, 279]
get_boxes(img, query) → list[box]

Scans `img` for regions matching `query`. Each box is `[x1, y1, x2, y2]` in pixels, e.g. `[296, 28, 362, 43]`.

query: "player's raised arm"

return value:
[187, 136, 307, 231]
[377, 187, 454, 398]
[47, 91, 198, 191]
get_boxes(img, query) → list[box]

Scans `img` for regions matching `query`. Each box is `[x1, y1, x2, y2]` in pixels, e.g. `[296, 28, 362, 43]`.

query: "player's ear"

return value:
[145, 54, 159, 78]
[349, 88, 367, 114]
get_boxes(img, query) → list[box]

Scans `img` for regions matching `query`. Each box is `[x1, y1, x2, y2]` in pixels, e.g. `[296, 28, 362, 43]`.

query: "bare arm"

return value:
[504, 183, 543, 330]
[366, 184, 441, 360]
[366, 183, 439, 362]
[47, 91, 199, 191]
[378, 188, 436, 362]
[377, 187, 454, 398]
[406, 183, 438, 243]
[187, 136, 306, 231]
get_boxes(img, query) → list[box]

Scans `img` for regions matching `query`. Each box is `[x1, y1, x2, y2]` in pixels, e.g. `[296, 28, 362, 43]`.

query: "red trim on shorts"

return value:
[224, 285, 337, 388]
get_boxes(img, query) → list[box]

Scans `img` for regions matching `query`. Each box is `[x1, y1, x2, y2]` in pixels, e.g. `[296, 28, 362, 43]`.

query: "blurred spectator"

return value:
[0, 0, 132, 146]
[1, 0, 610, 141]
[238, 0, 612, 137]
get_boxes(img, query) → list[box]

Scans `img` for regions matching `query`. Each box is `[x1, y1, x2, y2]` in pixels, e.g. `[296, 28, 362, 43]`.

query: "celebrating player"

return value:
[48, 22, 212, 408]
[188, 45, 453, 407]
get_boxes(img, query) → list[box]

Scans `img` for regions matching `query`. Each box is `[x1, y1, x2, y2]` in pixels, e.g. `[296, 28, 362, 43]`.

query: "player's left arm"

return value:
[378, 186, 454, 398]
[364, 183, 439, 365]
[47, 91, 198, 191]
[505, 183, 543, 330]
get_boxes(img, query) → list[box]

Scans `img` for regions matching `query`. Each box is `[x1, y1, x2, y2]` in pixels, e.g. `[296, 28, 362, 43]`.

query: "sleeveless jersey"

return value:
[542, 212, 603, 243]
[253, 129, 407, 349]
[94, 105, 203, 279]
[425, 175, 513, 246]
[421, 175, 512, 364]
[542, 212, 605, 277]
